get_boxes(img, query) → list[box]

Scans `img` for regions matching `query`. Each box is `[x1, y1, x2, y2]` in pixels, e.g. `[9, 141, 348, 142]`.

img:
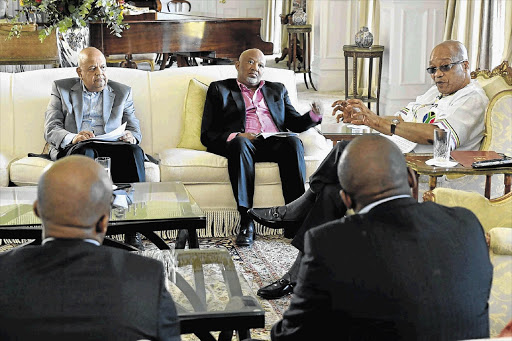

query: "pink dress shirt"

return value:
[227, 80, 321, 141]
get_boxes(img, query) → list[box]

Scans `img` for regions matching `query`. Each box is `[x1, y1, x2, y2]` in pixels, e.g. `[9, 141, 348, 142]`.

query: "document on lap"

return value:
[88, 122, 127, 142]
[256, 132, 299, 139]
[381, 133, 417, 153]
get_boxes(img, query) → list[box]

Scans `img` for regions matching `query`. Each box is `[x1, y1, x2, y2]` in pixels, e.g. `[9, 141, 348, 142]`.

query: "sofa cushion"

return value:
[177, 78, 208, 151]
[159, 148, 325, 185]
[10, 156, 160, 186]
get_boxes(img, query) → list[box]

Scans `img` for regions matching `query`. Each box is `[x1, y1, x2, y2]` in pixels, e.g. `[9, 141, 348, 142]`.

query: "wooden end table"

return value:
[343, 44, 384, 115]
[405, 154, 512, 200]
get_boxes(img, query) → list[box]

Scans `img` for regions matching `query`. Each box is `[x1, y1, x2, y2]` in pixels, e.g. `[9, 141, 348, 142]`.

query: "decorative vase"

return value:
[292, 7, 307, 25]
[355, 26, 373, 48]
[57, 25, 90, 67]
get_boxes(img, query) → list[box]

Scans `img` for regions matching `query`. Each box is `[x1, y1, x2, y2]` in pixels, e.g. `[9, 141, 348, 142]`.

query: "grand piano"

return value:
[89, 12, 274, 70]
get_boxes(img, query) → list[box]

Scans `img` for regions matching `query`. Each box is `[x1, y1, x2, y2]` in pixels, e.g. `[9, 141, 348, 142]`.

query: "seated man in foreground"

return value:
[44, 47, 146, 248]
[250, 39, 489, 299]
[0, 156, 180, 341]
[201, 48, 322, 247]
[271, 135, 493, 340]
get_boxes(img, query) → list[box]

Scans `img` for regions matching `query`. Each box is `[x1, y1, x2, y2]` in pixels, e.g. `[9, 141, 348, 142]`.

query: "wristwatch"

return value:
[390, 118, 400, 135]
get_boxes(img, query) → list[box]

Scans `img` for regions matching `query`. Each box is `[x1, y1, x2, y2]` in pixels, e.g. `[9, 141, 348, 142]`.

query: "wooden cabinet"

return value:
[0, 25, 58, 66]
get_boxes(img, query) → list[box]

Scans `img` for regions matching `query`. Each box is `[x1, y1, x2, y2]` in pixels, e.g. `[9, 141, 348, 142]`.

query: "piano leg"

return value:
[275, 47, 289, 64]
[119, 54, 138, 69]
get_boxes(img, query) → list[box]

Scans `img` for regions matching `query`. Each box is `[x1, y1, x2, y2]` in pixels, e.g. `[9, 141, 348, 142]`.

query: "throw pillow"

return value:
[177, 78, 209, 151]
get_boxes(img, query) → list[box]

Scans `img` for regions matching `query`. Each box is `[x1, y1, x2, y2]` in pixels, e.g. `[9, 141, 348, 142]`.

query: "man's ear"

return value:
[33, 201, 40, 218]
[407, 167, 418, 190]
[340, 189, 353, 210]
[76, 67, 82, 79]
[95, 214, 109, 235]
[234, 60, 240, 72]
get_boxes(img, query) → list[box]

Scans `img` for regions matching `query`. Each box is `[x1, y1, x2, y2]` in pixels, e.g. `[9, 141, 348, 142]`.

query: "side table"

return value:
[287, 24, 316, 90]
[343, 44, 384, 115]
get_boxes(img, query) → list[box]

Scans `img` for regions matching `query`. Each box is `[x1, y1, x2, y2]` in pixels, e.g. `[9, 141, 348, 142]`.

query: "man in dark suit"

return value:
[201, 48, 322, 246]
[0, 155, 181, 341]
[45, 47, 146, 248]
[271, 135, 493, 340]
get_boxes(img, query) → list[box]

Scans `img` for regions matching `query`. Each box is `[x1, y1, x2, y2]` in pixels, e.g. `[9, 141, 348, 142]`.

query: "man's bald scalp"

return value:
[337, 135, 410, 204]
[37, 155, 112, 228]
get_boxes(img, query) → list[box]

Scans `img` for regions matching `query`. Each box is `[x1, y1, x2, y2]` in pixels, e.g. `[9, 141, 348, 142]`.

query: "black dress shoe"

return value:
[125, 232, 145, 251]
[257, 278, 294, 299]
[248, 206, 300, 230]
[175, 229, 188, 249]
[236, 219, 255, 247]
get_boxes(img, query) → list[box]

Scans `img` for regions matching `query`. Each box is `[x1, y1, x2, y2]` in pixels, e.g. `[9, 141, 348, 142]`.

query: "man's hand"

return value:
[311, 101, 323, 116]
[119, 130, 136, 144]
[331, 100, 350, 123]
[72, 130, 95, 144]
[238, 132, 259, 141]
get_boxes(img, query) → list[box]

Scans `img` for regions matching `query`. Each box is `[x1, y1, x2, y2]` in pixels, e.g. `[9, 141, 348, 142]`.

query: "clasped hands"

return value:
[331, 99, 379, 128]
[71, 130, 136, 144]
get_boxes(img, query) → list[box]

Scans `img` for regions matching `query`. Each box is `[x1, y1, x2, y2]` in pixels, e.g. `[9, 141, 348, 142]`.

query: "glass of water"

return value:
[433, 129, 451, 162]
[95, 157, 111, 180]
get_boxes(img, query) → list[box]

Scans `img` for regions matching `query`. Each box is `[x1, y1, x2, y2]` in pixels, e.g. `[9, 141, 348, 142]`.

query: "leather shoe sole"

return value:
[248, 207, 299, 230]
[257, 278, 294, 299]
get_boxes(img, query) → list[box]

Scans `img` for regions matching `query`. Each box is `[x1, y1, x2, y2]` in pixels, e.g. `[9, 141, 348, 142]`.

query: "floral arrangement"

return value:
[9, 0, 128, 41]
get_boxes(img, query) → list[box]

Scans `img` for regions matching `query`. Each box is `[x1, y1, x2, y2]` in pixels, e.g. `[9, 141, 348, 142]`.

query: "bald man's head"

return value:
[35, 155, 112, 240]
[76, 47, 108, 92]
[235, 48, 266, 89]
[337, 135, 413, 210]
[429, 40, 470, 95]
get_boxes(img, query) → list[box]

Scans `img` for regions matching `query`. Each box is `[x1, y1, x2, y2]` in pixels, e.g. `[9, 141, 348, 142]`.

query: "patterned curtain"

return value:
[444, 0, 512, 71]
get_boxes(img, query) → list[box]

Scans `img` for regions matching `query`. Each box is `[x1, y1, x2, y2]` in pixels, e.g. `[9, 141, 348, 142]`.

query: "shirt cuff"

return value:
[60, 133, 76, 148]
[227, 132, 238, 142]
[309, 110, 322, 122]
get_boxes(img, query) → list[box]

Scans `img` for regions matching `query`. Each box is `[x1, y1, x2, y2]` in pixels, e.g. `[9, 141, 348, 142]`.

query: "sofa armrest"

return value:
[489, 227, 512, 255]
[0, 151, 14, 187]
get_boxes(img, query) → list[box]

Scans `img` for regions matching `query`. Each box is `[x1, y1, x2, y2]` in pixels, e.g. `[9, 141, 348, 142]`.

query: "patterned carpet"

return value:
[0, 234, 297, 341]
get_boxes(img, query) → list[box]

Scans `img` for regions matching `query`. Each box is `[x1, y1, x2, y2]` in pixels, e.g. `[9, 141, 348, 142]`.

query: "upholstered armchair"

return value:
[419, 61, 512, 200]
[424, 188, 512, 337]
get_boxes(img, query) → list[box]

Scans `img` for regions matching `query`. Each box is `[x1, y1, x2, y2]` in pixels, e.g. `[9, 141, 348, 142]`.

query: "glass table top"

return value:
[0, 182, 204, 227]
[321, 122, 378, 136]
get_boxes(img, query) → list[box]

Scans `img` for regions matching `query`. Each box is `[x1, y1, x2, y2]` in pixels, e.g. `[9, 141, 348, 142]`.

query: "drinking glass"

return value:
[95, 157, 111, 179]
[433, 129, 451, 162]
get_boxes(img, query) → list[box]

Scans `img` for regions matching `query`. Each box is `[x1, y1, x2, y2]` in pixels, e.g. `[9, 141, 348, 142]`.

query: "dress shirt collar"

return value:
[81, 81, 102, 96]
[358, 194, 411, 215]
[42, 237, 101, 246]
[237, 80, 265, 93]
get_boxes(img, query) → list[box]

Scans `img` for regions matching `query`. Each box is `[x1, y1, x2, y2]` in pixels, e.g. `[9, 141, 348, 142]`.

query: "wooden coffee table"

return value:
[321, 123, 379, 146]
[0, 182, 206, 250]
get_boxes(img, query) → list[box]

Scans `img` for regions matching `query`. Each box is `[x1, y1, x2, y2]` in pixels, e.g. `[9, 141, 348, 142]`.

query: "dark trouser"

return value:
[58, 142, 146, 183]
[222, 135, 307, 211]
[290, 141, 350, 252]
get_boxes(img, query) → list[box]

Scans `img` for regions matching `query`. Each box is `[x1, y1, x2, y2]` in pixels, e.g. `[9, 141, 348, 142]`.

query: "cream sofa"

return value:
[0, 66, 332, 237]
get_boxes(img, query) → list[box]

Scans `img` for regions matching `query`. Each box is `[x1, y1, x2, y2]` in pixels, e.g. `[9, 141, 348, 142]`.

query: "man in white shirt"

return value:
[249, 40, 489, 299]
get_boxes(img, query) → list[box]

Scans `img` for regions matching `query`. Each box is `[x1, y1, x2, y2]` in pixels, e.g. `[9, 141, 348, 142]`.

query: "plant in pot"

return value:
[8, 0, 128, 67]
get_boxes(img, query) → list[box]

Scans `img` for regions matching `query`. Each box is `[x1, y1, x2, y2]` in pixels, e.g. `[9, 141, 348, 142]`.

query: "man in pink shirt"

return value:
[201, 48, 322, 246]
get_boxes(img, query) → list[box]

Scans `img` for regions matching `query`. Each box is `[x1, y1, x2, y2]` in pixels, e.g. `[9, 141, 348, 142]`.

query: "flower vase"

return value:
[57, 26, 90, 67]
[355, 26, 373, 48]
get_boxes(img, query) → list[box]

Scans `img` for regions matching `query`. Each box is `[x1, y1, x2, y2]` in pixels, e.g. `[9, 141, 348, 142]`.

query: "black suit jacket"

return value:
[200, 79, 319, 155]
[272, 198, 493, 341]
[0, 239, 180, 341]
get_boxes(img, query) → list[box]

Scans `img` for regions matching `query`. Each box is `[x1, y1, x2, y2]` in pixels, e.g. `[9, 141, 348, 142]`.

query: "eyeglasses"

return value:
[426, 60, 466, 74]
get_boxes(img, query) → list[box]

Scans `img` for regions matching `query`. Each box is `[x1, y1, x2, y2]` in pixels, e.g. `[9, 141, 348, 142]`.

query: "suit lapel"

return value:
[229, 80, 245, 117]
[103, 84, 115, 126]
[71, 81, 83, 132]
[261, 84, 277, 119]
